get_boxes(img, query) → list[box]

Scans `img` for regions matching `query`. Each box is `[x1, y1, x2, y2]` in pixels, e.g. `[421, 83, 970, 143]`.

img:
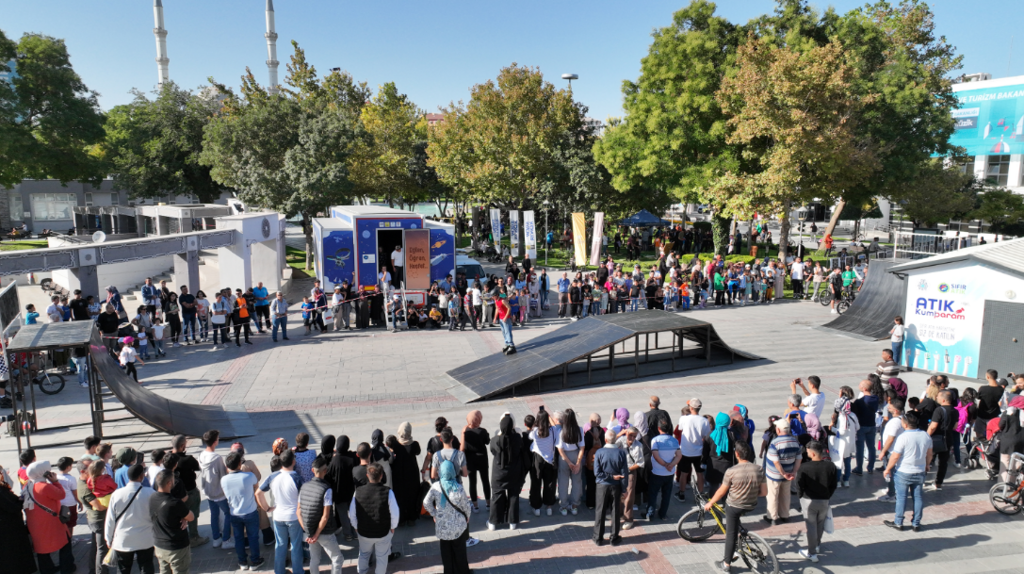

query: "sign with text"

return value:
[489, 208, 502, 244]
[589, 212, 604, 266]
[523, 211, 537, 259]
[510, 210, 521, 254]
[404, 229, 431, 290]
[949, 82, 1024, 156]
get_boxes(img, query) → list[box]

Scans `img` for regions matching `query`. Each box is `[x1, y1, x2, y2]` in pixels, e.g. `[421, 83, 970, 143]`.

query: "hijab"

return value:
[320, 435, 336, 462]
[370, 429, 390, 462]
[583, 413, 602, 434]
[734, 404, 749, 420]
[805, 413, 823, 441]
[495, 415, 522, 470]
[397, 422, 414, 446]
[335, 435, 353, 458]
[23, 461, 51, 510]
[438, 460, 460, 509]
[888, 378, 908, 400]
[615, 408, 631, 429]
[272, 438, 289, 456]
[834, 397, 852, 414]
[710, 413, 732, 456]
[633, 411, 648, 436]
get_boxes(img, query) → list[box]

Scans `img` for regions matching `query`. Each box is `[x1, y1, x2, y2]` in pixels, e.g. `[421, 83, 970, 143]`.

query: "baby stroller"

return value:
[966, 437, 999, 480]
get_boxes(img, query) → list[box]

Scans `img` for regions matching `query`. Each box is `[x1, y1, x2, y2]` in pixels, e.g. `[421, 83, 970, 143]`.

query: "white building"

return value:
[952, 73, 1024, 194]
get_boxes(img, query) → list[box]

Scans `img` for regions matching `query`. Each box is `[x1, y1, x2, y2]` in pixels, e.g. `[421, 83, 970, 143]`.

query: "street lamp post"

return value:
[543, 200, 551, 266]
[561, 73, 578, 90]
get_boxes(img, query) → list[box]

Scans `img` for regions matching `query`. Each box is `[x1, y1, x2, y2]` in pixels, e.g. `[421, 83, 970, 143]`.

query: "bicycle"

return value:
[989, 453, 1024, 515]
[676, 475, 779, 573]
[11, 366, 66, 396]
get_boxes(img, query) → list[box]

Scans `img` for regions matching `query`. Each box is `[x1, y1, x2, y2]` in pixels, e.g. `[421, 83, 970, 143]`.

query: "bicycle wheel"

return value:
[676, 508, 719, 542]
[38, 373, 65, 395]
[739, 531, 779, 574]
[989, 482, 1023, 515]
[837, 300, 850, 315]
[819, 291, 832, 306]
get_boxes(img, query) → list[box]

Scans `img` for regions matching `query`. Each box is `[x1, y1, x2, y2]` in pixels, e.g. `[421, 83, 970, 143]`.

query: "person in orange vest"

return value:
[823, 233, 834, 257]
[680, 281, 691, 311]
[232, 288, 253, 346]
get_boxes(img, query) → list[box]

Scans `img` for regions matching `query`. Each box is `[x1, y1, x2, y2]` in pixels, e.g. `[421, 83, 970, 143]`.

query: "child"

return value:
[25, 304, 39, 325]
[87, 458, 117, 507]
[151, 318, 166, 357]
[55, 457, 80, 539]
[509, 290, 520, 326]
[680, 282, 691, 311]
[119, 336, 145, 383]
[301, 296, 315, 335]
[447, 293, 459, 331]
[699, 282, 709, 309]
[759, 415, 781, 470]
[136, 328, 149, 360]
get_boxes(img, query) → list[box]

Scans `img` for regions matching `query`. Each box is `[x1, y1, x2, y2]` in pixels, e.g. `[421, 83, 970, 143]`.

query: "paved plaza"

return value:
[2, 271, 1021, 574]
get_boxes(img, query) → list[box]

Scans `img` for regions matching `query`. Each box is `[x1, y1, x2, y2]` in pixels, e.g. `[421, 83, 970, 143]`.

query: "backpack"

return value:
[954, 403, 970, 434]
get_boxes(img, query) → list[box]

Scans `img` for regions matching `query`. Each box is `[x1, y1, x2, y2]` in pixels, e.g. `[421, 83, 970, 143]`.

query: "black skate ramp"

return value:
[88, 330, 256, 439]
[441, 310, 761, 403]
[821, 259, 908, 340]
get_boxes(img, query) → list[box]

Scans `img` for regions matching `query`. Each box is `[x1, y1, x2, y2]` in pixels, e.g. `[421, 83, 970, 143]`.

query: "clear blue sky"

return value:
[3, 0, 1023, 122]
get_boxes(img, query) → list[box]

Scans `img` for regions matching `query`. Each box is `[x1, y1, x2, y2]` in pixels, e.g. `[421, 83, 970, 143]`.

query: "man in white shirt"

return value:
[391, 246, 404, 288]
[46, 295, 63, 322]
[104, 464, 156, 574]
[790, 257, 804, 298]
[221, 452, 263, 570]
[877, 398, 905, 502]
[257, 449, 304, 574]
[675, 398, 710, 500]
[883, 411, 932, 531]
[790, 376, 825, 420]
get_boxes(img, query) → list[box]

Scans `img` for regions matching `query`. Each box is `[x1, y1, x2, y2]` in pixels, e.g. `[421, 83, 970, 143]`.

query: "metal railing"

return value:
[891, 230, 1008, 260]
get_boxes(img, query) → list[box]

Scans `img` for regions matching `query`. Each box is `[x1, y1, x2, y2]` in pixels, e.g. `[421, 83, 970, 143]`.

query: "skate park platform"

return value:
[820, 259, 908, 340]
[440, 310, 762, 403]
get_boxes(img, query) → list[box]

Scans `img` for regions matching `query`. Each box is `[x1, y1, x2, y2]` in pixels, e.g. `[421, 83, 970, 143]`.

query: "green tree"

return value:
[201, 44, 367, 269]
[0, 31, 105, 187]
[349, 82, 423, 208]
[103, 82, 225, 203]
[896, 161, 973, 228]
[968, 186, 1024, 234]
[593, 1, 744, 255]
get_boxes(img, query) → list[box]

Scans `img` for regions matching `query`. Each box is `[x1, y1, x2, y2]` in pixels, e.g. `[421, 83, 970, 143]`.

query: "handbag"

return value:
[102, 485, 143, 566]
[28, 489, 72, 523]
[823, 507, 835, 534]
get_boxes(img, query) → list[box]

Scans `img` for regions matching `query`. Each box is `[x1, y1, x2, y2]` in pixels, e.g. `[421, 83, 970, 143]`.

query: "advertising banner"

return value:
[523, 211, 537, 259]
[404, 229, 431, 290]
[572, 212, 587, 267]
[489, 208, 502, 245]
[428, 227, 455, 284]
[949, 81, 1024, 156]
[589, 212, 604, 266]
[509, 210, 521, 255]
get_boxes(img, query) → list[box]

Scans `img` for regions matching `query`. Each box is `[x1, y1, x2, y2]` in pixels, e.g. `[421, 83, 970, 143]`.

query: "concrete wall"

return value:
[51, 255, 174, 298]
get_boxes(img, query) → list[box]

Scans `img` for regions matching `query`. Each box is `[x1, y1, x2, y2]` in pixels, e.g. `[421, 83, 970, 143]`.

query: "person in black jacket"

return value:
[298, 457, 343, 574]
[489, 414, 524, 530]
[569, 280, 582, 320]
[326, 436, 357, 540]
[796, 441, 837, 563]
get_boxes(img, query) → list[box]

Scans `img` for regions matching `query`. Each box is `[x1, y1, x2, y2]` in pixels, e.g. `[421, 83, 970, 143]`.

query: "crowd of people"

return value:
[4, 350, 1024, 574]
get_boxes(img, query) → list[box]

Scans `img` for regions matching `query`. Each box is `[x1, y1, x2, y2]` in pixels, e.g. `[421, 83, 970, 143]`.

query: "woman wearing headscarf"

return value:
[369, 429, 393, 488]
[24, 461, 75, 574]
[609, 408, 630, 437]
[319, 435, 336, 464]
[800, 414, 825, 462]
[424, 461, 472, 573]
[706, 413, 736, 494]
[734, 405, 756, 449]
[391, 422, 423, 526]
[827, 390, 859, 488]
[326, 436, 358, 540]
[582, 413, 604, 509]
[488, 414, 524, 530]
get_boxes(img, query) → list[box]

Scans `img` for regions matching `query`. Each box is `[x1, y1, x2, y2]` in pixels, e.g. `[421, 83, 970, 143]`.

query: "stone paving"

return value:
[2, 266, 1021, 574]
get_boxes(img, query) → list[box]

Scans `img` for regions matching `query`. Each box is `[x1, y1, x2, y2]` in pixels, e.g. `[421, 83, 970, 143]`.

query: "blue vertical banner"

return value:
[322, 230, 354, 289]
[429, 228, 455, 283]
[489, 209, 502, 245]
[509, 210, 520, 254]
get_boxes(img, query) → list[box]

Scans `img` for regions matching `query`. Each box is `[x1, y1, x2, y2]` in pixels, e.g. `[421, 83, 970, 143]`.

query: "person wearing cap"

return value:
[105, 464, 156, 574]
[675, 398, 710, 501]
[119, 337, 145, 384]
[496, 292, 515, 355]
[764, 418, 801, 526]
[114, 448, 151, 489]
[25, 460, 77, 574]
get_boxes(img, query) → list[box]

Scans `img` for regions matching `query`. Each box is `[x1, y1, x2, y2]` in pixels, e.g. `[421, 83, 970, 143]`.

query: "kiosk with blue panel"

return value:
[312, 205, 456, 307]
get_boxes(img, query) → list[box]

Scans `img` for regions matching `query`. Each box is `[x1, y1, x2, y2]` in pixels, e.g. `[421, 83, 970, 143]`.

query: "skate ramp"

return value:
[821, 259, 907, 340]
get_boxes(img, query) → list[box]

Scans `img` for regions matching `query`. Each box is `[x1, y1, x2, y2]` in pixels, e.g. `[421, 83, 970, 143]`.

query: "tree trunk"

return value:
[779, 200, 792, 261]
[470, 205, 481, 251]
[302, 213, 313, 271]
[823, 199, 846, 238]
[747, 220, 756, 256]
[853, 219, 861, 242]
[712, 213, 730, 257]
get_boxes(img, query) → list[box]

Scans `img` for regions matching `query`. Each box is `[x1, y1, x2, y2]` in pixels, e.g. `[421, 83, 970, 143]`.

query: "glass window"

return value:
[110, 192, 119, 205]
[84, 192, 93, 206]
[986, 155, 1011, 186]
[9, 194, 23, 221]
[31, 193, 77, 221]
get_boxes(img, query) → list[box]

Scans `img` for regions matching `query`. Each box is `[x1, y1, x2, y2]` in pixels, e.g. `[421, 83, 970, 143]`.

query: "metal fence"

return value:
[891, 230, 1010, 260]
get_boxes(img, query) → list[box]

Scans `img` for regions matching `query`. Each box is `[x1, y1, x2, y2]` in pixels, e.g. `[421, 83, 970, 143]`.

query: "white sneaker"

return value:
[954, 462, 961, 468]
[509, 523, 517, 530]
[546, 507, 553, 516]
[534, 508, 541, 517]
[465, 537, 480, 548]
[472, 504, 480, 514]
[560, 508, 568, 517]
[877, 495, 895, 502]
[831, 309, 838, 314]
[571, 507, 578, 516]
[843, 480, 850, 487]
[487, 522, 496, 531]
[221, 538, 233, 549]
[799, 550, 819, 563]
[212, 538, 223, 548]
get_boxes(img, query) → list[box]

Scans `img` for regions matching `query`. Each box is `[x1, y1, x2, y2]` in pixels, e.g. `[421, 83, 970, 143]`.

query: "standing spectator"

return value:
[325, 436, 357, 540]
[556, 272, 570, 318]
[252, 281, 271, 333]
[883, 411, 932, 531]
[165, 293, 181, 346]
[25, 461, 76, 574]
[614, 427, 645, 530]
[791, 376, 826, 420]
[0, 465, 36, 574]
[141, 278, 160, 320]
[644, 396, 671, 444]
[258, 449, 304, 574]
[582, 413, 605, 509]
[593, 429, 628, 546]
[70, 289, 91, 321]
[391, 245, 405, 287]
[528, 411, 558, 516]
[796, 441, 837, 563]
[888, 319, 905, 367]
[391, 423, 423, 526]
[293, 432, 317, 483]
[646, 420, 681, 521]
[98, 304, 121, 356]
[221, 452, 264, 570]
[298, 457, 343, 574]
[104, 464, 156, 574]
[851, 380, 879, 475]
[77, 458, 111, 574]
[927, 390, 956, 490]
[705, 442, 765, 573]
[976, 369, 1004, 438]
[178, 286, 198, 345]
[556, 409, 585, 516]
[461, 410, 491, 513]
[350, 463, 400, 574]
[675, 398, 710, 500]
[423, 460, 472, 574]
[488, 414, 524, 530]
[54, 457, 81, 539]
[170, 435, 207, 547]
[232, 289, 253, 346]
[877, 399, 905, 502]
[764, 418, 801, 525]
[198, 430, 233, 548]
[211, 292, 231, 347]
[270, 292, 289, 342]
[150, 470, 194, 574]
[496, 292, 515, 354]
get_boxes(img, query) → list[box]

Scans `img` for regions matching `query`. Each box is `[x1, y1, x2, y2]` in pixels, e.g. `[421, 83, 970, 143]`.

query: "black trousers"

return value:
[593, 482, 622, 541]
[584, 466, 597, 508]
[529, 454, 557, 508]
[146, 304, 157, 321]
[234, 322, 251, 344]
[935, 448, 950, 487]
[570, 302, 581, 318]
[255, 305, 270, 330]
[467, 460, 491, 503]
[438, 528, 471, 574]
[125, 362, 138, 382]
[37, 540, 75, 574]
[213, 323, 229, 344]
[724, 505, 749, 563]
[489, 488, 520, 526]
[115, 547, 155, 574]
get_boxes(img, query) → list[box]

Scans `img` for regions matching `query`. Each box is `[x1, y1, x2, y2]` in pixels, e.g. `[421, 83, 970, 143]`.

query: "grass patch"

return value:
[0, 240, 49, 252]
[285, 246, 310, 272]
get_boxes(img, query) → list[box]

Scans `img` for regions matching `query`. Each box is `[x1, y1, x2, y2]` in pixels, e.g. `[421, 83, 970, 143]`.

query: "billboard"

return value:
[404, 229, 431, 290]
[572, 213, 587, 267]
[523, 211, 537, 259]
[509, 210, 520, 254]
[589, 212, 604, 266]
[949, 81, 1024, 156]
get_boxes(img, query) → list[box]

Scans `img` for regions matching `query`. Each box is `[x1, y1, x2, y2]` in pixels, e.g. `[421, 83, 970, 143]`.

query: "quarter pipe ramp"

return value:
[821, 259, 907, 340]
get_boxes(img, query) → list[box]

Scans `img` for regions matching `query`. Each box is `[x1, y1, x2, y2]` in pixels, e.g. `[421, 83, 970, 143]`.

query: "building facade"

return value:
[951, 74, 1024, 194]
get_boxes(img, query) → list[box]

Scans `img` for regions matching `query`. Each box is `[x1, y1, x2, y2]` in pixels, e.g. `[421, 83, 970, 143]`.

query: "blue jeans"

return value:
[891, 341, 903, 366]
[894, 471, 925, 527]
[198, 316, 209, 340]
[208, 498, 233, 542]
[273, 520, 305, 574]
[272, 317, 288, 341]
[854, 425, 877, 473]
[681, 296, 690, 310]
[630, 298, 640, 312]
[499, 319, 514, 347]
[646, 473, 673, 519]
[73, 356, 89, 385]
[182, 314, 197, 342]
[139, 343, 149, 359]
[153, 339, 165, 355]
[840, 457, 851, 482]
[581, 302, 589, 318]
[230, 510, 261, 564]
